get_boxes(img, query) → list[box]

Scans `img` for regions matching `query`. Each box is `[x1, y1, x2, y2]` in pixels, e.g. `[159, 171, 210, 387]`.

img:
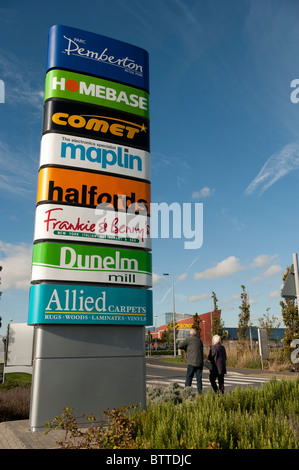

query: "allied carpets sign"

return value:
[28, 284, 152, 325]
[31, 242, 152, 286]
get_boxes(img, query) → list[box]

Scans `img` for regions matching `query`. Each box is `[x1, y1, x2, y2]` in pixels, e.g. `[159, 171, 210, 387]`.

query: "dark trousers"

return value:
[185, 364, 202, 393]
[209, 370, 225, 393]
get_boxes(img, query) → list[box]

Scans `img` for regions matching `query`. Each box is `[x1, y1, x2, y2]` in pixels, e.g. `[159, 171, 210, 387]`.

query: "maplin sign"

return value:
[39, 133, 150, 181]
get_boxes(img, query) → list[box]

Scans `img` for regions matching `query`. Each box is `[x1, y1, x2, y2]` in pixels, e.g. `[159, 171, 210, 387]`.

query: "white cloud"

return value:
[251, 254, 277, 268]
[219, 303, 234, 312]
[175, 293, 188, 302]
[0, 140, 37, 195]
[194, 256, 244, 280]
[192, 187, 215, 199]
[152, 273, 163, 284]
[177, 272, 187, 282]
[250, 263, 282, 283]
[263, 264, 282, 278]
[0, 50, 43, 112]
[269, 290, 280, 299]
[251, 276, 263, 284]
[245, 142, 299, 195]
[151, 151, 191, 188]
[0, 241, 32, 290]
[231, 293, 240, 301]
[188, 293, 210, 302]
[217, 208, 245, 232]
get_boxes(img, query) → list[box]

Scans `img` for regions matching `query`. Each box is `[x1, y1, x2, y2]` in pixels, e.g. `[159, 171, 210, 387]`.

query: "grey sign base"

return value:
[29, 325, 146, 432]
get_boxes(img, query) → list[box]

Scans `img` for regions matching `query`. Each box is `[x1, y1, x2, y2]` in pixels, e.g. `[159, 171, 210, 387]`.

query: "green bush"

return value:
[147, 382, 195, 405]
[135, 378, 299, 449]
[47, 378, 299, 449]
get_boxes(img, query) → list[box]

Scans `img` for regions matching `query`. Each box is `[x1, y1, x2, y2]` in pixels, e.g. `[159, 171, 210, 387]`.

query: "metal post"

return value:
[258, 328, 264, 370]
[172, 275, 176, 358]
[292, 253, 299, 310]
[163, 273, 176, 357]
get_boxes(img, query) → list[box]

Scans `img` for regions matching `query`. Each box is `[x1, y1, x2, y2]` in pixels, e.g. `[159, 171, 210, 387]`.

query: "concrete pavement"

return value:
[0, 419, 65, 449]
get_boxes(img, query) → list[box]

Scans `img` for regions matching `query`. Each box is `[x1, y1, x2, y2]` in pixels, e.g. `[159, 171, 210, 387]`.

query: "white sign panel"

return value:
[5, 323, 34, 368]
[34, 203, 151, 250]
[39, 133, 150, 181]
[32, 264, 152, 286]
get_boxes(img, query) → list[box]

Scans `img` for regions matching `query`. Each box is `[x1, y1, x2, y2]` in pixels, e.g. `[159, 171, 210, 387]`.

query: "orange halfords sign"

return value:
[177, 323, 193, 329]
[36, 167, 151, 214]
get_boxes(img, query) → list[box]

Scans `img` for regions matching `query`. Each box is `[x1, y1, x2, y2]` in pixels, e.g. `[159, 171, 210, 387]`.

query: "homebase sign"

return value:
[28, 284, 152, 325]
[44, 70, 149, 118]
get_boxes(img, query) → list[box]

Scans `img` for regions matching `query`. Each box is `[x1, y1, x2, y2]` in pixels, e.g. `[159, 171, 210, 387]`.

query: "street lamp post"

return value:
[154, 314, 157, 350]
[163, 273, 176, 358]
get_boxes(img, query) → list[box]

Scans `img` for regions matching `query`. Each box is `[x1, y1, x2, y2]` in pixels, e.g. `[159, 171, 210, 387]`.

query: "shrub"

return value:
[147, 382, 195, 405]
[0, 388, 30, 422]
[136, 378, 299, 449]
[46, 378, 299, 449]
[46, 405, 147, 449]
[224, 341, 291, 371]
[0, 373, 31, 422]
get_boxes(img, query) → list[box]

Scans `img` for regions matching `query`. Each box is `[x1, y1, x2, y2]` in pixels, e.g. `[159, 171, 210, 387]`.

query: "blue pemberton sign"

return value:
[28, 283, 153, 325]
[46, 25, 149, 91]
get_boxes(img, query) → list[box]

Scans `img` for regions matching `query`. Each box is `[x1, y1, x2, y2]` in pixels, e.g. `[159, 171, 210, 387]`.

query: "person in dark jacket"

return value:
[178, 329, 203, 393]
[208, 334, 227, 394]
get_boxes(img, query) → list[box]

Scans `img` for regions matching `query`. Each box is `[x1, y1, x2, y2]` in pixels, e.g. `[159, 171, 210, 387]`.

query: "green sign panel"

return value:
[32, 242, 152, 287]
[44, 69, 149, 118]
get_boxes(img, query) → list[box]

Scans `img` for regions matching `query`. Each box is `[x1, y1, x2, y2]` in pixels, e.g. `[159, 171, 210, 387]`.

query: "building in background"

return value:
[164, 312, 190, 324]
[146, 315, 285, 350]
[148, 310, 221, 347]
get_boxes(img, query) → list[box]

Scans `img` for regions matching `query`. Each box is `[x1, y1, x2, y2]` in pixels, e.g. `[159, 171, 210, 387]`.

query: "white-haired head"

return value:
[212, 334, 221, 344]
[190, 329, 197, 336]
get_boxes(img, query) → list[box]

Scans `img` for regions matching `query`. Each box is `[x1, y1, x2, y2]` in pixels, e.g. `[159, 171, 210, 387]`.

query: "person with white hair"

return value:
[178, 328, 203, 393]
[208, 334, 227, 393]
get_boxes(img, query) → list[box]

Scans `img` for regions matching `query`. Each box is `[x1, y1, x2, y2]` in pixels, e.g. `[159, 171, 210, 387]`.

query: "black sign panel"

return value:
[43, 99, 150, 151]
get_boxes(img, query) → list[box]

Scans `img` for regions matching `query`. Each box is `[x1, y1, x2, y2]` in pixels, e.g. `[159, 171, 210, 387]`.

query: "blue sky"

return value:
[1, 0, 299, 333]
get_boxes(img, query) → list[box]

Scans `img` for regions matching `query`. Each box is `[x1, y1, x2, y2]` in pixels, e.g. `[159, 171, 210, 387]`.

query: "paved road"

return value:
[146, 357, 275, 392]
